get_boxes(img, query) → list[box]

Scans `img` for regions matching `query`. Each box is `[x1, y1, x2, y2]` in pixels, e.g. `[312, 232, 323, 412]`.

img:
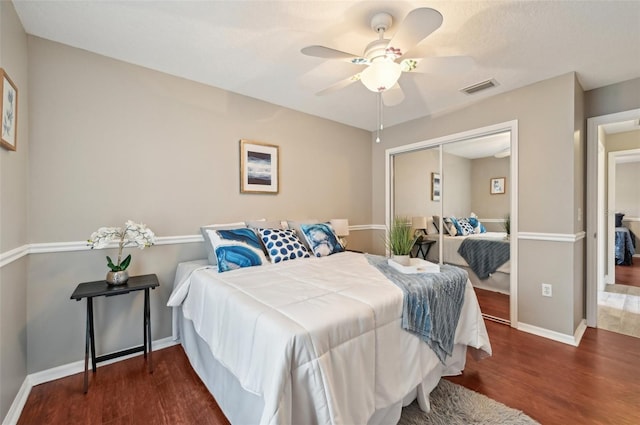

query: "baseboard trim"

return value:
[2, 337, 178, 425]
[2, 378, 31, 425]
[517, 319, 587, 347]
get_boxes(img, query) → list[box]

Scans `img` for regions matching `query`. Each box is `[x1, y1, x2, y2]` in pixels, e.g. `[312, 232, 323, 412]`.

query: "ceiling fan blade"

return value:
[382, 83, 405, 106]
[316, 74, 361, 96]
[301, 45, 362, 62]
[388, 8, 443, 58]
[409, 56, 476, 74]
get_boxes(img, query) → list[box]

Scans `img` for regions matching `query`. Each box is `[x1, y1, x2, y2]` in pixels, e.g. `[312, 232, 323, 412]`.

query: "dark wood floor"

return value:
[615, 259, 640, 287]
[473, 287, 510, 322]
[19, 322, 640, 425]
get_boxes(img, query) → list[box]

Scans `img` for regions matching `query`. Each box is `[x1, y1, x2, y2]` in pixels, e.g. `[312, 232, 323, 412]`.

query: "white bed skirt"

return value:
[175, 306, 470, 425]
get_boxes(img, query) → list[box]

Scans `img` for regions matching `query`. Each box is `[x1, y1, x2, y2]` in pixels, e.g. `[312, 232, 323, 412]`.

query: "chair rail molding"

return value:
[0, 225, 382, 268]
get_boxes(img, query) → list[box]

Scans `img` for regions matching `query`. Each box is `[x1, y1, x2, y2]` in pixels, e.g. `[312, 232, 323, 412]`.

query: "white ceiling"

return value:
[12, 0, 640, 132]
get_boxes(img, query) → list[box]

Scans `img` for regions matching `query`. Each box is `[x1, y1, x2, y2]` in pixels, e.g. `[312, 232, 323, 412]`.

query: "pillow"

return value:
[432, 215, 441, 233]
[300, 223, 344, 257]
[287, 219, 319, 249]
[207, 228, 267, 273]
[443, 217, 458, 236]
[457, 218, 475, 236]
[201, 222, 246, 265]
[449, 217, 464, 236]
[467, 216, 487, 234]
[258, 228, 310, 263]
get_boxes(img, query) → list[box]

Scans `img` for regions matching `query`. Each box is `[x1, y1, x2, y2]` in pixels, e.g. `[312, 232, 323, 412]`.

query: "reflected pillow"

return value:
[258, 228, 310, 263]
[300, 223, 344, 257]
[457, 218, 475, 236]
[208, 228, 268, 273]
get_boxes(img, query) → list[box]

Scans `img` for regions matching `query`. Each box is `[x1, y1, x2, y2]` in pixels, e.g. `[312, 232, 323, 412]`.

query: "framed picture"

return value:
[240, 139, 279, 194]
[431, 172, 441, 201]
[490, 177, 506, 195]
[1, 68, 18, 151]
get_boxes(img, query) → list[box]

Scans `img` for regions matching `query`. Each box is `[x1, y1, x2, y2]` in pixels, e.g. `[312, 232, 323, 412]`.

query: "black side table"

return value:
[70, 274, 159, 393]
[412, 238, 436, 260]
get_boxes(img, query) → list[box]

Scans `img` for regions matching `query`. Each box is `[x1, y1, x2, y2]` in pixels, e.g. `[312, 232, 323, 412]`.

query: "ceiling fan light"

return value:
[361, 61, 402, 92]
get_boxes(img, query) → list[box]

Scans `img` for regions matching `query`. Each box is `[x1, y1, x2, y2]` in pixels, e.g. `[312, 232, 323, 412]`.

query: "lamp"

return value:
[411, 216, 427, 237]
[360, 60, 402, 93]
[330, 219, 350, 248]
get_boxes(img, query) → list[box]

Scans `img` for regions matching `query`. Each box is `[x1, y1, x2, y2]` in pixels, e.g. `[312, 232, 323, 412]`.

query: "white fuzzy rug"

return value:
[398, 379, 539, 425]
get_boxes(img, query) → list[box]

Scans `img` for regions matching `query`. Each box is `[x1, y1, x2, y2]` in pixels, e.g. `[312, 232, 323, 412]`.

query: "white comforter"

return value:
[168, 252, 491, 425]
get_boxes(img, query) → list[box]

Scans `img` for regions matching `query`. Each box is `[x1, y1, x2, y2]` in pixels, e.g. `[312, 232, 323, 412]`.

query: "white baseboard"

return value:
[2, 337, 178, 425]
[517, 319, 587, 347]
[2, 379, 31, 425]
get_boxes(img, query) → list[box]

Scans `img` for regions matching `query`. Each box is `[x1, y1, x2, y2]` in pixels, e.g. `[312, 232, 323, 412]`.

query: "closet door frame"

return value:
[384, 120, 519, 327]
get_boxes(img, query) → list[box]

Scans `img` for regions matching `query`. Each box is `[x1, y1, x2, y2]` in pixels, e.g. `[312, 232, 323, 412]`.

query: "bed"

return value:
[425, 232, 510, 294]
[615, 226, 636, 265]
[168, 251, 491, 425]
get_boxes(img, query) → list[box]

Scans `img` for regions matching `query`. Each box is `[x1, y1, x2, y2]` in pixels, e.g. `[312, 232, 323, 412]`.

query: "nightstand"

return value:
[70, 274, 159, 393]
[412, 237, 436, 260]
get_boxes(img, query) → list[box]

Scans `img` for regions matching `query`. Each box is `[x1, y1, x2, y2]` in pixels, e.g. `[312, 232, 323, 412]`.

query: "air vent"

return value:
[460, 79, 498, 95]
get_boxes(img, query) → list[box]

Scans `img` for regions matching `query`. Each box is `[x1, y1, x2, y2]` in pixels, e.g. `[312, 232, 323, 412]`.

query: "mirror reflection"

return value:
[393, 132, 511, 323]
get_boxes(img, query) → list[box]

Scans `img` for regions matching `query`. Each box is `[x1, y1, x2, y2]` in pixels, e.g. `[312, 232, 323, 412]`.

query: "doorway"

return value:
[586, 109, 640, 337]
[385, 120, 519, 326]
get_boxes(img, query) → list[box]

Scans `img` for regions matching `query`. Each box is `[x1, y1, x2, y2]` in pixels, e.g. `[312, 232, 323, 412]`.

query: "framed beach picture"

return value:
[490, 177, 506, 195]
[431, 172, 441, 201]
[240, 139, 279, 194]
[1, 68, 18, 151]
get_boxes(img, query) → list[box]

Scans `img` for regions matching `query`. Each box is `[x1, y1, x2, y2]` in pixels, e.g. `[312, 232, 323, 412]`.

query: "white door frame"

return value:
[385, 120, 519, 326]
[586, 108, 640, 327]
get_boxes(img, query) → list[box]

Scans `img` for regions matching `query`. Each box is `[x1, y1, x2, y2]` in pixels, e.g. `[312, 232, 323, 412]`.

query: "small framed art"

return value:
[431, 172, 441, 201]
[1, 68, 18, 151]
[490, 177, 506, 195]
[240, 139, 279, 194]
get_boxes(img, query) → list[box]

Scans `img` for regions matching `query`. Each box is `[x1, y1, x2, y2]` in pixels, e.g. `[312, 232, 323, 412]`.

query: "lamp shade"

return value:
[411, 216, 427, 230]
[361, 61, 402, 92]
[330, 219, 350, 237]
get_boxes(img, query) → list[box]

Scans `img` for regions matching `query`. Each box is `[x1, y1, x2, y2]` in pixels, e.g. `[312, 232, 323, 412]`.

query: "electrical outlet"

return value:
[542, 283, 552, 297]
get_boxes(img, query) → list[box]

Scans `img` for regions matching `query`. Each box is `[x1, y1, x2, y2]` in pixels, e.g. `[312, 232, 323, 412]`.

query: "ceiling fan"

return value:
[301, 7, 466, 107]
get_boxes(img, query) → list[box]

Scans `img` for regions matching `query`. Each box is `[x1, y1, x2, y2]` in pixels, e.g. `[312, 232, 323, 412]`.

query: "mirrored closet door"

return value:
[391, 131, 512, 324]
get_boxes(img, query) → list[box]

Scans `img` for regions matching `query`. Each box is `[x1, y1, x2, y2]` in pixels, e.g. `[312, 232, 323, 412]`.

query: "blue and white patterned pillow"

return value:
[467, 216, 487, 234]
[258, 228, 310, 263]
[458, 218, 475, 236]
[208, 228, 267, 273]
[300, 223, 344, 257]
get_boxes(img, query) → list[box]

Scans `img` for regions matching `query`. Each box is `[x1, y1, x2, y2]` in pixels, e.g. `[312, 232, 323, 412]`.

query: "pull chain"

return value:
[376, 92, 383, 143]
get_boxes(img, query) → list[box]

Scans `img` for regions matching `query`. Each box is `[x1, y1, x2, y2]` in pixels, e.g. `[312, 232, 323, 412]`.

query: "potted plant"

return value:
[385, 216, 417, 265]
[503, 214, 511, 239]
[88, 220, 156, 285]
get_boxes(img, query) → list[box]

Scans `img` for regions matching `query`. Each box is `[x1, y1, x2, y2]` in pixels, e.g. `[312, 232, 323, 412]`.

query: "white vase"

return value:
[392, 255, 411, 266]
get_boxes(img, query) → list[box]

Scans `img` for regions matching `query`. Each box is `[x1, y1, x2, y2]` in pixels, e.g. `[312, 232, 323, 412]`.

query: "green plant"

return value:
[503, 214, 511, 235]
[385, 216, 417, 255]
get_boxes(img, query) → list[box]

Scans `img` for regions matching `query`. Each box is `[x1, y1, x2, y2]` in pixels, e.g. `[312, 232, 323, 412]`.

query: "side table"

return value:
[70, 274, 159, 393]
[412, 238, 436, 260]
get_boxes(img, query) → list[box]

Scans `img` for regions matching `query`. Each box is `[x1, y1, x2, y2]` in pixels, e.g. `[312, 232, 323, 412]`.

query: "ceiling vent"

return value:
[460, 79, 498, 95]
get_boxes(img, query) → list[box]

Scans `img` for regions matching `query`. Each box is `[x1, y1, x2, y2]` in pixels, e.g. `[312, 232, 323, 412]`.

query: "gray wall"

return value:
[0, 0, 29, 420]
[22, 36, 373, 375]
[585, 77, 640, 119]
[470, 156, 510, 220]
[393, 148, 472, 229]
[616, 161, 640, 217]
[373, 72, 585, 335]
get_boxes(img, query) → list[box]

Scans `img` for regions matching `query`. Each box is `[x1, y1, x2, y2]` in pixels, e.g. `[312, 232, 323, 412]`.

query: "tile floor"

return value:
[598, 284, 640, 338]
